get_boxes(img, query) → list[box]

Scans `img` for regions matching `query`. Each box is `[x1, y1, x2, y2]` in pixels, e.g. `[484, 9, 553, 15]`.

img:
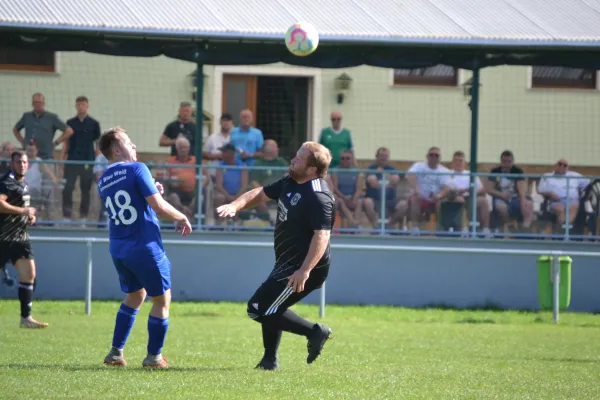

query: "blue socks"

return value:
[147, 316, 169, 356]
[111, 304, 138, 350]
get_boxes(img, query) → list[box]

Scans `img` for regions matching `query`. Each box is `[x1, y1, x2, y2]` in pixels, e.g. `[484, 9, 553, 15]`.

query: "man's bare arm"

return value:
[12, 128, 24, 146]
[0, 194, 27, 215]
[299, 230, 331, 273]
[146, 193, 187, 222]
[159, 134, 176, 148]
[231, 187, 271, 211]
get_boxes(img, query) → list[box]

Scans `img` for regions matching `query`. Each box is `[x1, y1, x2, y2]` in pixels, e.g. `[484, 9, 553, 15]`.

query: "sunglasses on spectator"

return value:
[331, 118, 341, 121]
[340, 156, 352, 160]
[428, 153, 440, 158]
[557, 162, 568, 167]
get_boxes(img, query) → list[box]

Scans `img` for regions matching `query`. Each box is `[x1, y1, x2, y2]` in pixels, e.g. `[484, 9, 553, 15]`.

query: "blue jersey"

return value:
[97, 162, 163, 259]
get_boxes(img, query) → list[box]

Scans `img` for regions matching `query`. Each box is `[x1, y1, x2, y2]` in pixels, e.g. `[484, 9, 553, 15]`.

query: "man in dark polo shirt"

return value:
[159, 101, 197, 156]
[63, 96, 101, 222]
[13, 93, 73, 160]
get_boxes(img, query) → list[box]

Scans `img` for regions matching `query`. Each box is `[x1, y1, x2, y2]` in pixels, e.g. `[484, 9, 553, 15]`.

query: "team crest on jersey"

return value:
[290, 193, 301, 206]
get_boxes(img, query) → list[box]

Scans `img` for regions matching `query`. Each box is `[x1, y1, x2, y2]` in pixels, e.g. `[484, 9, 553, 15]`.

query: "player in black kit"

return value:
[0, 150, 48, 328]
[217, 141, 335, 371]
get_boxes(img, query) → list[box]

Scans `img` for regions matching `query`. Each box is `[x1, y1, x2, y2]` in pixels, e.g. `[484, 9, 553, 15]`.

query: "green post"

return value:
[469, 63, 481, 237]
[195, 63, 204, 229]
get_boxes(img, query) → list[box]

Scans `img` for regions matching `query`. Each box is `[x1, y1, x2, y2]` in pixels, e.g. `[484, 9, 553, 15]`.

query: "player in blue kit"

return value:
[97, 127, 192, 369]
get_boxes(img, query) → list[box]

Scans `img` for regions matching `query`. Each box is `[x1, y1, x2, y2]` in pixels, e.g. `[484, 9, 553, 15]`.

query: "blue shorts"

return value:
[112, 251, 172, 297]
[550, 198, 579, 212]
[494, 196, 532, 218]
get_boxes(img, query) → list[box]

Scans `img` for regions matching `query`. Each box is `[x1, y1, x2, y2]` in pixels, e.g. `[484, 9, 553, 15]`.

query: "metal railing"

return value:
[5, 157, 599, 241]
[29, 235, 600, 323]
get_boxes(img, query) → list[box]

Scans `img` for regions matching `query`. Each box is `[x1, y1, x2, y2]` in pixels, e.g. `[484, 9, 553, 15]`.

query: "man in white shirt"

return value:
[203, 113, 233, 177]
[538, 158, 589, 229]
[407, 146, 449, 229]
[438, 151, 490, 234]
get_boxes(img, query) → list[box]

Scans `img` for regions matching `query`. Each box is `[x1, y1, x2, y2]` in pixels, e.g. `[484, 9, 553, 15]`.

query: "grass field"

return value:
[1, 301, 599, 399]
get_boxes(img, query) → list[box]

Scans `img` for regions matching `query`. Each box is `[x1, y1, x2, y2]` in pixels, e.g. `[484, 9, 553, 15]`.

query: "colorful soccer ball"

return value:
[285, 22, 319, 56]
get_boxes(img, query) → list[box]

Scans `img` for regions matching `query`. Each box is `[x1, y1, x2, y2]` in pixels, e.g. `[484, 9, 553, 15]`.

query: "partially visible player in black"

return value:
[0, 150, 48, 328]
[217, 141, 335, 371]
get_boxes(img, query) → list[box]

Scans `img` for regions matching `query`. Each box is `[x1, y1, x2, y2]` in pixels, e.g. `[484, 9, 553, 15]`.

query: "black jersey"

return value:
[263, 176, 335, 280]
[0, 172, 30, 242]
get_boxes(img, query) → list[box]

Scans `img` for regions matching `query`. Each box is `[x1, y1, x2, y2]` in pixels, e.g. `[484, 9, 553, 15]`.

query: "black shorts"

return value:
[0, 241, 34, 266]
[248, 266, 329, 317]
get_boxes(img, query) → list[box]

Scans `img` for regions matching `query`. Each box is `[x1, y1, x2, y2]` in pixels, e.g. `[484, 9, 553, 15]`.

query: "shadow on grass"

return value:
[456, 318, 496, 324]
[1, 363, 238, 372]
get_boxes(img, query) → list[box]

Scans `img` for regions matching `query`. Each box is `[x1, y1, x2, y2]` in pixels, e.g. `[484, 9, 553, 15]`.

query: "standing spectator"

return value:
[203, 113, 233, 177]
[63, 96, 101, 222]
[0, 141, 15, 175]
[362, 147, 405, 228]
[407, 146, 449, 231]
[159, 101, 197, 156]
[318, 111, 353, 168]
[331, 149, 364, 227]
[487, 150, 534, 232]
[213, 144, 248, 223]
[538, 158, 589, 232]
[230, 109, 264, 166]
[13, 93, 73, 161]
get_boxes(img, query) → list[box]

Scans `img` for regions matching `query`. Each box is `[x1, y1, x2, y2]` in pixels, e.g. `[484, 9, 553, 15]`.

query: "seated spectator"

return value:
[362, 147, 406, 229]
[331, 149, 364, 227]
[407, 146, 449, 232]
[0, 141, 16, 175]
[249, 139, 287, 222]
[167, 137, 204, 221]
[487, 150, 534, 232]
[24, 140, 59, 221]
[438, 151, 490, 235]
[213, 143, 248, 223]
[538, 158, 589, 232]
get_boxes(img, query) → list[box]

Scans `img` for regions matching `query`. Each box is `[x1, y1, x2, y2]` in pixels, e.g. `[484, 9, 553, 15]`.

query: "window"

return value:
[531, 66, 596, 89]
[0, 47, 56, 72]
[393, 65, 458, 86]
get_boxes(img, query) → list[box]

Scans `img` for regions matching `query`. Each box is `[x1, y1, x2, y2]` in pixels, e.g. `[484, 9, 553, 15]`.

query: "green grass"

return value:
[1, 301, 600, 399]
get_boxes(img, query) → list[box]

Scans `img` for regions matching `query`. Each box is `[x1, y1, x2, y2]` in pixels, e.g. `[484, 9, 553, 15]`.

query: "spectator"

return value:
[249, 139, 288, 222]
[13, 93, 73, 161]
[24, 140, 59, 221]
[203, 113, 233, 177]
[318, 111, 353, 168]
[213, 143, 248, 222]
[63, 96, 101, 222]
[407, 146, 449, 231]
[167, 137, 200, 215]
[362, 147, 406, 229]
[230, 109, 264, 166]
[538, 158, 589, 231]
[438, 151, 490, 235]
[159, 101, 197, 156]
[331, 150, 364, 227]
[0, 141, 16, 175]
[487, 150, 534, 232]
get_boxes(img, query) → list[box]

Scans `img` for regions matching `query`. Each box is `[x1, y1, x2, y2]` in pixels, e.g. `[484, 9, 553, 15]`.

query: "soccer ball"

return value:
[285, 22, 319, 56]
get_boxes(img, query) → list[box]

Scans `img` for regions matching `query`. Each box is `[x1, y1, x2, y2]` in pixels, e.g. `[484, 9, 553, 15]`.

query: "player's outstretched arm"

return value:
[0, 194, 35, 217]
[146, 194, 192, 236]
[216, 187, 270, 218]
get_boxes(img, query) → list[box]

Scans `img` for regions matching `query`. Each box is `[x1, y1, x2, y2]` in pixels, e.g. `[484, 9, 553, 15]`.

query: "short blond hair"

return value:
[301, 141, 332, 178]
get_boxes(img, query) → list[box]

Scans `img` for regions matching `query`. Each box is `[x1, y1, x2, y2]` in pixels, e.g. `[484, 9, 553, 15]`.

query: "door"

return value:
[222, 74, 258, 124]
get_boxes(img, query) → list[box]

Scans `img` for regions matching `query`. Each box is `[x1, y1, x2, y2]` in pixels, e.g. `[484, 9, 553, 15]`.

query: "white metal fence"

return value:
[29, 236, 600, 323]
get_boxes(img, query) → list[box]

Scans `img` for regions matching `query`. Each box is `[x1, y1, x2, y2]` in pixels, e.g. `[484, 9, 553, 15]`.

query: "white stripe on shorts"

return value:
[265, 286, 294, 315]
